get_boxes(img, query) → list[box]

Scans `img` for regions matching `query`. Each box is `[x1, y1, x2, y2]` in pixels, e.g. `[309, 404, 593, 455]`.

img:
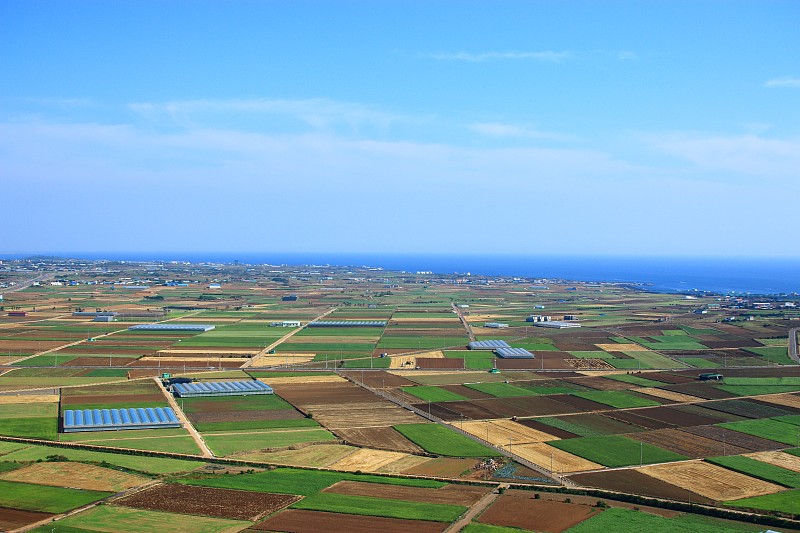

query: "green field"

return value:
[464, 382, 536, 398]
[707, 455, 800, 488]
[402, 386, 469, 402]
[0, 479, 111, 512]
[725, 489, 800, 514]
[291, 492, 466, 522]
[0, 402, 58, 439]
[394, 423, 501, 457]
[566, 507, 765, 533]
[203, 428, 336, 456]
[719, 419, 800, 446]
[742, 346, 793, 365]
[194, 418, 319, 433]
[548, 435, 688, 467]
[571, 390, 661, 409]
[179, 466, 445, 496]
[32, 504, 250, 533]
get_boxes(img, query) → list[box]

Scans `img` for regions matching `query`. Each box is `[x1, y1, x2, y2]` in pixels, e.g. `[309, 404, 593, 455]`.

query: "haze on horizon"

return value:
[1, 1, 798, 258]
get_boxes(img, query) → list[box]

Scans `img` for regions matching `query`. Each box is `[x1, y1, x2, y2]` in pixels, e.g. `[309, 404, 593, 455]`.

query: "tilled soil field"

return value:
[439, 384, 496, 400]
[546, 394, 610, 412]
[679, 426, 785, 451]
[251, 509, 448, 533]
[0, 507, 54, 530]
[478, 493, 600, 532]
[323, 480, 490, 505]
[271, 382, 377, 405]
[341, 370, 416, 388]
[635, 428, 749, 458]
[335, 426, 424, 454]
[478, 396, 586, 417]
[600, 410, 675, 430]
[660, 383, 737, 400]
[403, 457, 478, 477]
[702, 399, 798, 419]
[518, 418, 581, 438]
[568, 469, 713, 504]
[304, 402, 423, 429]
[554, 413, 648, 435]
[563, 377, 634, 391]
[624, 405, 727, 427]
[114, 483, 300, 521]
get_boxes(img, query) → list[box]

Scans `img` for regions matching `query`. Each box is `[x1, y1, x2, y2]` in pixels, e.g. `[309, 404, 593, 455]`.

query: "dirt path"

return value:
[444, 483, 507, 533]
[789, 327, 799, 364]
[153, 377, 214, 458]
[452, 303, 475, 342]
[244, 307, 337, 368]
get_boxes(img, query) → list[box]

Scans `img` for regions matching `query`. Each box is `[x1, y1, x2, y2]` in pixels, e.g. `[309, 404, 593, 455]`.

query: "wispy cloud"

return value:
[129, 98, 403, 133]
[616, 50, 638, 61]
[764, 77, 800, 88]
[427, 50, 570, 62]
[470, 122, 574, 141]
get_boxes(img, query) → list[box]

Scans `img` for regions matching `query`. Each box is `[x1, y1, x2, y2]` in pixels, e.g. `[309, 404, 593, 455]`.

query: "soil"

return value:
[636, 428, 749, 458]
[600, 410, 676, 430]
[478, 493, 600, 532]
[679, 425, 785, 451]
[341, 370, 416, 388]
[403, 457, 478, 477]
[271, 382, 377, 405]
[416, 358, 465, 369]
[188, 409, 304, 423]
[114, 483, 300, 521]
[252, 509, 448, 533]
[335, 426, 424, 454]
[517, 418, 581, 439]
[702, 398, 797, 419]
[568, 469, 713, 504]
[480, 397, 581, 417]
[660, 383, 738, 400]
[549, 394, 611, 412]
[563, 377, 633, 391]
[0, 506, 54, 530]
[305, 402, 422, 429]
[625, 405, 727, 427]
[323, 480, 490, 505]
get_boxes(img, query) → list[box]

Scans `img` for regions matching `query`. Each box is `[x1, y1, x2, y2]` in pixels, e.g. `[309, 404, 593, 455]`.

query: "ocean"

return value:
[4, 252, 799, 296]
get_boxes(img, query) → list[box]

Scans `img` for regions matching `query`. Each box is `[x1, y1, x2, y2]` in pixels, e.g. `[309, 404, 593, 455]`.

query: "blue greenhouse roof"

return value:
[128, 324, 215, 332]
[173, 380, 273, 397]
[63, 407, 180, 433]
[494, 347, 535, 359]
[468, 340, 510, 350]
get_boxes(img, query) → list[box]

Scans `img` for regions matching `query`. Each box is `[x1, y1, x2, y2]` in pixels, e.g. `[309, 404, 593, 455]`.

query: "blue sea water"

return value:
[5, 252, 799, 295]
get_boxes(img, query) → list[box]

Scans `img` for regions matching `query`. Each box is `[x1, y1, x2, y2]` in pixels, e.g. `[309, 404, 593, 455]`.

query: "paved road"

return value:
[452, 303, 475, 342]
[790, 327, 799, 364]
[1, 272, 54, 296]
[243, 307, 337, 368]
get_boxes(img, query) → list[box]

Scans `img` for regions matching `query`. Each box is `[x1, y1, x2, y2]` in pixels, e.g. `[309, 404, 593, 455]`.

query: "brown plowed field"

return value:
[660, 383, 737, 399]
[304, 403, 423, 429]
[430, 400, 506, 420]
[679, 426, 785, 451]
[323, 480, 489, 505]
[636, 428, 748, 458]
[335, 426, 424, 453]
[759, 393, 800, 410]
[549, 394, 610, 412]
[568, 469, 713, 504]
[62, 381, 160, 396]
[478, 494, 600, 532]
[641, 372, 697, 384]
[702, 399, 796, 419]
[626, 406, 724, 427]
[563, 376, 632, 391]
[0, 340, 65, 351]
[600, 410, 675, 430]
[271, 382, 376, 405]
[416, 358, 465, 369]
[635, 388, 701, 403]
[0, 507, 54, 530]
[115, 483, 299, 521]
[480, 397, 581, 417]
[557, 413, 647, 435]
[252, 509, 448, 533]
[62, 356, 138, 367]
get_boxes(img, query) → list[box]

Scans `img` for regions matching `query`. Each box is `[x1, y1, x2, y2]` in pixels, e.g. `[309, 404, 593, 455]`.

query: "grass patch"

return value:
[742, 346, 793, 365]
[402, 386, 469, 402]
[681, 358, 721, 368]
[194, 418, 319, 433]
[548, 435, 688, 467]
[179, 466, 445, 495]
[567, 507, 761, 533]
[0, 417, 57, 440]
[571, 390, 660, 409]
[394, 423, 501, 457]
[0, 479, 110, 513]
[31, 504, 250, 532]
[203, 428, 336, 456]
[725, 489, 800, 514]
[464, 382, 536, 398]
[719, 419, 800, 446]
[707, 455, 800, 488]
[291, 492, 466, 522]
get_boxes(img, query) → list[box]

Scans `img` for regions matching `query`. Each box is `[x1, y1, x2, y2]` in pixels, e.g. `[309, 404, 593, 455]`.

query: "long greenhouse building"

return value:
[172, 379, 273, 398]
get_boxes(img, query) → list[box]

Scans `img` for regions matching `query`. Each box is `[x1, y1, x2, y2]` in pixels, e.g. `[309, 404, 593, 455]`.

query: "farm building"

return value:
[122, 285, 150, 290]
[271, 320, 301, 327]
[526, 315, 551, 322]
[172, 380, 273, 398]
[532, 321, 581, 329]
[7, 311, 27, 317]
[128, 324, 215, 332]
[468, 340, 510, 350]
[93, 315, 115, 322]
[62, 407, 180, 433]
[309, 320, 386, 327]
[484, 322, 509, 328]
[72, 311, 117, 317]
[282, 295, 298, 301]
[494, 347, 534, 359]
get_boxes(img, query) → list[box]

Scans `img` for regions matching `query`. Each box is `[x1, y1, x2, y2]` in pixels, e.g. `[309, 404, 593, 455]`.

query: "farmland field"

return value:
[394, 423, 502, 457]
[0, 479, 111, 513]
[291, 492, 467, 522]
[549, 435, 688, 468]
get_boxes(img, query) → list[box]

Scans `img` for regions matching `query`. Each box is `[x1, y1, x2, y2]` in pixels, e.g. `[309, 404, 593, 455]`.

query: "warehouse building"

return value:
[494, 347, 534, 359]
[484, 322, 509, 328]
[309, 320, 386, 327]
[62, 407, 180, 433]
[128, 324, 215, 332]
[271, 320, 301, 327]
[73, 311, 117, 317]
[93, 315, 115, 322]
[531, 321, 581, 329]
[172, 380, 273, 398]
[468, 340, 510, 350]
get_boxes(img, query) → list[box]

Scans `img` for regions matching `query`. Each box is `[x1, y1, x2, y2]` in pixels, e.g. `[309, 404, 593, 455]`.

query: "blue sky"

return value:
[1, 1, 798, 256]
